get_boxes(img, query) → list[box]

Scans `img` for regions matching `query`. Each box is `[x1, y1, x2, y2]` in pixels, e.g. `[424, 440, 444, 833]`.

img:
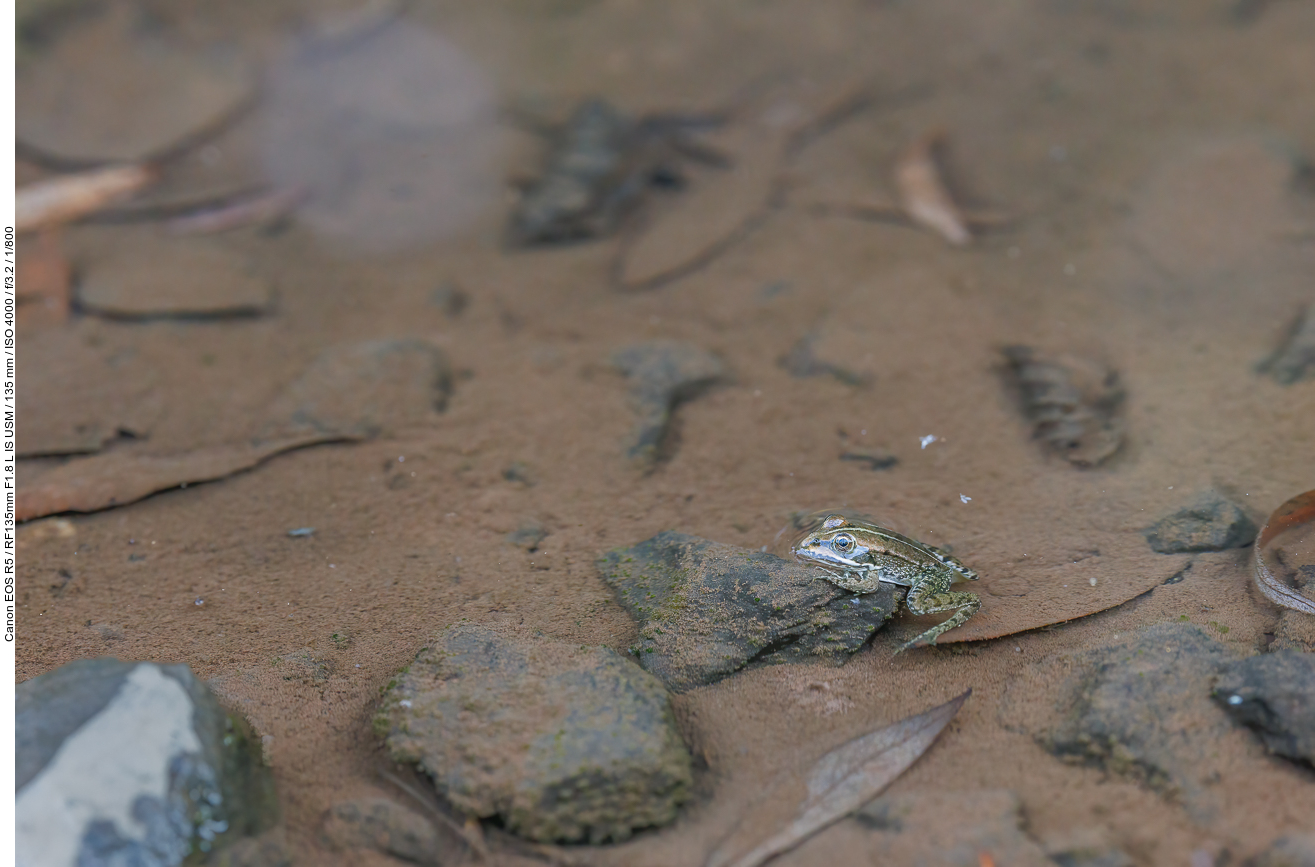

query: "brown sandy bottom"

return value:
[16, 0, 1315, 865]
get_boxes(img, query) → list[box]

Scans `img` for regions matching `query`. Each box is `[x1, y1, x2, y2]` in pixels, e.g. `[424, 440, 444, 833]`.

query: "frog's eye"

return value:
[832, 534, 855, 552]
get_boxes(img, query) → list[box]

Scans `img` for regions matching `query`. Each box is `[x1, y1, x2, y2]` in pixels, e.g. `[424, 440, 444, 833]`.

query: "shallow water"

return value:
[16, 1, 1315, 864]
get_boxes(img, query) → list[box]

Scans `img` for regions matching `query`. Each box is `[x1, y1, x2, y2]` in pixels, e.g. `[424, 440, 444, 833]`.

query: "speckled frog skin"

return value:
[792, 515, 981, 652]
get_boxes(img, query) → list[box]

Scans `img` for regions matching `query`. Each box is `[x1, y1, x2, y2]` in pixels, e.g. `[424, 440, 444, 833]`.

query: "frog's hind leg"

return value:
[896, 586, 981, 653]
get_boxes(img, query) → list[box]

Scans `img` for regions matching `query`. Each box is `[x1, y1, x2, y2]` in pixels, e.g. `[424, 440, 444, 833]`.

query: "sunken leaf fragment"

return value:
[16, 435, 340, 521]
[1258, 305, 1315, 385]
[612, 341, 726, 467]
[1001, 345, 1125, 467]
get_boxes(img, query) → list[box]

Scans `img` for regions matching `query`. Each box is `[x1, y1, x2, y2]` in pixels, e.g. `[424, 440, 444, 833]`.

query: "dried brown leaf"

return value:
[1254, 489, 1315, 615]
[16, 164, 156, 233]
[706, 689, 970, 867]
[16, 435, 346, 522]
[894, 129, 971, 246]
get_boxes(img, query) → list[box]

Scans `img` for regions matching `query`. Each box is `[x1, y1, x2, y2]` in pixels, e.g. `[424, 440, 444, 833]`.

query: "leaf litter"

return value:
[1000, 345, 1126, 468]
[803, 126, 1010, 244]
[1253, 489, 1315, 616]
[17, 339, 451, 521]
[16, 434, 347, 522]
[610, 78, 875, 291]
[705, 689, 970, 867]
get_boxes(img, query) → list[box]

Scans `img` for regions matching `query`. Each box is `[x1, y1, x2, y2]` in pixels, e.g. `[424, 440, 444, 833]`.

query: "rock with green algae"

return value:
[598, 532, 900, 693]
[376, 624, 691, 845]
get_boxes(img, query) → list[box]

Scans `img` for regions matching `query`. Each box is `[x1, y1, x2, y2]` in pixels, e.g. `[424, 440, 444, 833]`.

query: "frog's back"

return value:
[852, 521, 979, 581]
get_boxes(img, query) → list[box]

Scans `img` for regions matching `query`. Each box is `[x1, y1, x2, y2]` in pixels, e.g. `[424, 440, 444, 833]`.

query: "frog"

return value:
[791, 514, 981, 653]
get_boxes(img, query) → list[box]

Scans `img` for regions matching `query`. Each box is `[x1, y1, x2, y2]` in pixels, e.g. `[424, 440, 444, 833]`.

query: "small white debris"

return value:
[1089, 576, 1098, 587]
[399, 699, 413, 708]
[1227, 694, 1243, 706]
[919, 435, 938, 449]
[1014, 646, 1022, 653]
[194, 598, 204, 606]
[960, 494, 972, 504]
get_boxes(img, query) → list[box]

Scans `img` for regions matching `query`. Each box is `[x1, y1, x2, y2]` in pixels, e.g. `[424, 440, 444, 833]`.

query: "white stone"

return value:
[17, 664, 201, 867]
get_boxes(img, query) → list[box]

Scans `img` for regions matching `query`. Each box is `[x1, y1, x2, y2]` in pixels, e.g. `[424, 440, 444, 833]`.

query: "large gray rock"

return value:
[376, 625, 691, 844]
[1143, 490, 1257, 553]
[1214, 650, 1315, 766]
[611, 341, 725, 467]
[597, 532, 900, 693]
[16, 657, 277, 867]
[1045, 623, 1238, 812]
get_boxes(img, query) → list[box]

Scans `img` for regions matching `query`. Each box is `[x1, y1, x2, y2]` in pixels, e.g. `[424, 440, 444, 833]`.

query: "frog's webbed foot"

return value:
[895, 587, 981, 654]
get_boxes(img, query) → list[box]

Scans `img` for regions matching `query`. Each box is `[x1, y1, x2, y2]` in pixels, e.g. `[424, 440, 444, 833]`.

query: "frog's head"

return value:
[791, 515, 874, 572]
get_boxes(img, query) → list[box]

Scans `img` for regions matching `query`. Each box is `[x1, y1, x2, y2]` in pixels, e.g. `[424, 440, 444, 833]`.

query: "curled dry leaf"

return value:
[16, 164, 156, 233]
[1253, 489, 1315, 615]
[705, 689, 970, 867]
[894, 129, 971, 246]
[16, 435, 346, 522]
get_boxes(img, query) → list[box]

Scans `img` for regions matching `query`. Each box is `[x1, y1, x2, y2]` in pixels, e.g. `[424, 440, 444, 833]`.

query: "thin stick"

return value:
[377, 769, 490, 863]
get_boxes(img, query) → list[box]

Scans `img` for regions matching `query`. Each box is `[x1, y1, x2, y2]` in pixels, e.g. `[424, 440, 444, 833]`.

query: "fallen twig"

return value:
[166, 186, 307, 235]
[378, 768, 490, 863]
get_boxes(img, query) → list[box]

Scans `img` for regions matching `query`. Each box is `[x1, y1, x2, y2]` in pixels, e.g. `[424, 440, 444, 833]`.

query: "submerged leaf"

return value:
[16, 435, 344, 521]
[1254, 489, 1315, 615]
[706, 689, 970, 867]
